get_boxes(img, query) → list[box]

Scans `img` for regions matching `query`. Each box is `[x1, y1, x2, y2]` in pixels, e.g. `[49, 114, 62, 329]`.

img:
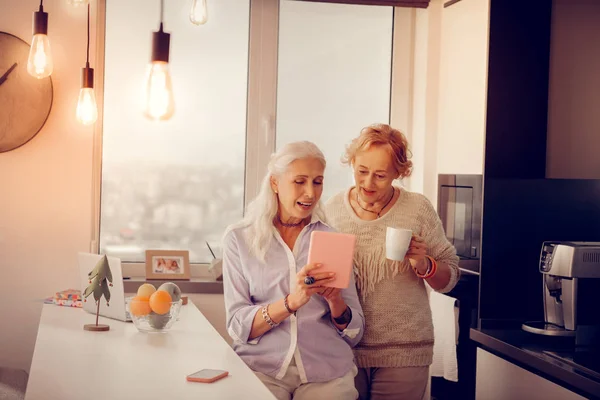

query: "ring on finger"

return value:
[304, 276, 316, 285]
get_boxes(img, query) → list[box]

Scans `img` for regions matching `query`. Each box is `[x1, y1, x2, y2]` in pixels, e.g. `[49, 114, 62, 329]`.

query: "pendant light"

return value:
[144, 0, 175, 121]
[190, 0, 208, 25]
[27, 0, 53, 79]
[76, 3, 98, 125]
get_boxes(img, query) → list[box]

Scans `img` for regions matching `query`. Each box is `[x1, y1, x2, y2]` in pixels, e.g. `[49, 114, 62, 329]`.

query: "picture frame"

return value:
[145, 250, 191, 280]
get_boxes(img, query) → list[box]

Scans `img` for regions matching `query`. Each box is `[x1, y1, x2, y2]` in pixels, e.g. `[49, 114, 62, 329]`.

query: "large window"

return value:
[277, 1, 393, 201]
[99, 0, 394, 265]
[100, 0, 250, 263]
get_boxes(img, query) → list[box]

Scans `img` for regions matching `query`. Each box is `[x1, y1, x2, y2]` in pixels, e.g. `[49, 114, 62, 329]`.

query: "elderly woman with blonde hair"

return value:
[324, 124, 460, 400]
[222, 141, 364, 400]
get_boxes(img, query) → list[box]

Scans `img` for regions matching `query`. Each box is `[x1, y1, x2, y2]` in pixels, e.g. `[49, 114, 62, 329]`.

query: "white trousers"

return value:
[254, 360, 358, 400]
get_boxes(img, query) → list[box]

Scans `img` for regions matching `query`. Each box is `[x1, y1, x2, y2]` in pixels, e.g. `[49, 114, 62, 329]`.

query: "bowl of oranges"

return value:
[128, 282, 183, 333]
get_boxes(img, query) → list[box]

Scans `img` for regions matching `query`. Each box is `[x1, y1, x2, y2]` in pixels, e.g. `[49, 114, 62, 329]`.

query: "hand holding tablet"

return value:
[307, 231, 356, 289]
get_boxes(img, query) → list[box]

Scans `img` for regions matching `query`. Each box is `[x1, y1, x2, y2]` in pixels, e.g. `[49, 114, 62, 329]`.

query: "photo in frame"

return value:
[145, 250, 191, 280]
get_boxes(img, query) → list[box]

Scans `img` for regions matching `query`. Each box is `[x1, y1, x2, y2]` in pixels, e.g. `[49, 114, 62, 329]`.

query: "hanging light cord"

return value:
[39, 0, 43, 7]
[160, 0, 164, 25]
[86, 3, 90, 65]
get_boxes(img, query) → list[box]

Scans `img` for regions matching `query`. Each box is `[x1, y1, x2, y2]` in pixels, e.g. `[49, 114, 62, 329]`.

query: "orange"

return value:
[129, 296, 151, 316]
[149, 290, 172, 315]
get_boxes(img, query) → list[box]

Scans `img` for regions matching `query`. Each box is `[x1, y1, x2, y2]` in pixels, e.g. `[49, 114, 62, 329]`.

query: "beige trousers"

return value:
[355, 366, 429, 400]
[255, 362, 358, 400]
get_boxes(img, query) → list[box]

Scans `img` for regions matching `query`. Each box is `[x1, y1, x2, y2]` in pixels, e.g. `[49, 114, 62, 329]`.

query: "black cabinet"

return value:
[484, 0, 552, 179]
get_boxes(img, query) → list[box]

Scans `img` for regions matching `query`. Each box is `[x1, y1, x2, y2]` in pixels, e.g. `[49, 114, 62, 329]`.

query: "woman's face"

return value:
[272, 157, 324, 221]
[353, 145, 398, 203]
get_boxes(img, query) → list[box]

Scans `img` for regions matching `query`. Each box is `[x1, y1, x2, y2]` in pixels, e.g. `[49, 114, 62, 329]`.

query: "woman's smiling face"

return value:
[271, 157, 325, 221]
[353, 144, 397, 204]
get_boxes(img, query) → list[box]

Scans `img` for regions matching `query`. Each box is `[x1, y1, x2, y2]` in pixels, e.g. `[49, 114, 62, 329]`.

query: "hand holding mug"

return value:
[406, 235, 429, 274]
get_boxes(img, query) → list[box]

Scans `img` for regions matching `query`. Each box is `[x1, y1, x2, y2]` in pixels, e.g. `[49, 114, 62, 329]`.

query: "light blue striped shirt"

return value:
[222, 217, 364, 383]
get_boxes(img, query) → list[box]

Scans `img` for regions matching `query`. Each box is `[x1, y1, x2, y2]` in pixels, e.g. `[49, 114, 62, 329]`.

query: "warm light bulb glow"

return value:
[190, 0, 208, 25]
[144, 62, 175, 121]
[76, 88, 98, 125]
[27, 34, 53, 79]
[67, 0, 89, 5]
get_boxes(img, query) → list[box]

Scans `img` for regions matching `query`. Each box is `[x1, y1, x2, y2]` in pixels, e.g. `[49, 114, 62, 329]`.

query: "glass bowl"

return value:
[127, 298, 183, 333]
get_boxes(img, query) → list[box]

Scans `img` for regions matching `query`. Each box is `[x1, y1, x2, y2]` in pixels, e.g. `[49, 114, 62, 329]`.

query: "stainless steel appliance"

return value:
[523, 241, 600, 339]
[437, 174, 482, 274]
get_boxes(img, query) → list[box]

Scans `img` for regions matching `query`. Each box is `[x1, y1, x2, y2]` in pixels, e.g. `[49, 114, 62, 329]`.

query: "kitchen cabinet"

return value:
[545, 0, 600, 179]
[476, 348, 586, 400]
[483, 0, 552, 179]
[436, 0, 489, 175]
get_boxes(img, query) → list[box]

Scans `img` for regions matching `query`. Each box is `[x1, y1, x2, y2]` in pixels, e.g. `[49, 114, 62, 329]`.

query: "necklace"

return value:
[356, 187, 395, 218]
[276, 214, 304, 228]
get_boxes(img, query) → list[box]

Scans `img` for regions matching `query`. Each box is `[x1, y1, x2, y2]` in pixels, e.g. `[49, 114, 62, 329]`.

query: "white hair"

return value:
[225, 141, 326, 263]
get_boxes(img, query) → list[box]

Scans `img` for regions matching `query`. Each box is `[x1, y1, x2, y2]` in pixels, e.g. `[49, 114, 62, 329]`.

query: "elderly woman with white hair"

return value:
[222, 141, 364, 400]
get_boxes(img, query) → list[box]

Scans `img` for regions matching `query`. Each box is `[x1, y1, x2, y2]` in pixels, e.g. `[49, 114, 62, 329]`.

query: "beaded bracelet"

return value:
[261, 305, 278, 328]
[415, 256, 438, 279]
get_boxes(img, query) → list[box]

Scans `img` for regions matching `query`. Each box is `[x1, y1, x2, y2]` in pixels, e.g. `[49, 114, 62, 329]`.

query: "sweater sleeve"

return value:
[417, 195, 460, 293]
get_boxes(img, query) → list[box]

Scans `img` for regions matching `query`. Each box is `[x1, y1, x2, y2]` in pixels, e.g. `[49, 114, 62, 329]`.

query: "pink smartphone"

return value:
[186, 369, 229, 383]
[307, 231, 356, 289]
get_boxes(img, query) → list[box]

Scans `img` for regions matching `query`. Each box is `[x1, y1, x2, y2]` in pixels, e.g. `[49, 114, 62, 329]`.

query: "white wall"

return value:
[0, 0, 96, 372]
[406, 7, 429, 196]
[406, 0, 489, 205]
[406, 0, 442, 203]
[546, 0, 600, 179]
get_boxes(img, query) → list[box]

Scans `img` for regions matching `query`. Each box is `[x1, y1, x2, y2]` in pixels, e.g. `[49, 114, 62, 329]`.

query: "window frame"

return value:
[91, 0, 413, 278]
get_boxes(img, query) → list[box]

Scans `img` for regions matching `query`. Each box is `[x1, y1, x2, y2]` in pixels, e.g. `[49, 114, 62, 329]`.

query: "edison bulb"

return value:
[27, 34, 53, 79]
[76, 88, 98, 125]
[144, 62, 175, 120]
[190, 0, 208, 25]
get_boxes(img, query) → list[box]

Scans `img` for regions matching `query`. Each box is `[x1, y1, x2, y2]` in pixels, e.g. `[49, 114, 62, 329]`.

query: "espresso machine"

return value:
[523, 241, 600, 342]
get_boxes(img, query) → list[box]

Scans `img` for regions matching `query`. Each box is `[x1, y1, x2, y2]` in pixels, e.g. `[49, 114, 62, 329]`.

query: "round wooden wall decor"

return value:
[0, 31, 53, 153]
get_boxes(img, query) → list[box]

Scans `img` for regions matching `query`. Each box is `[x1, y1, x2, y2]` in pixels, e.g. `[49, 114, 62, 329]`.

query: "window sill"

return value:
[121, 262, 216, 280]
[123, 277, 223, 295]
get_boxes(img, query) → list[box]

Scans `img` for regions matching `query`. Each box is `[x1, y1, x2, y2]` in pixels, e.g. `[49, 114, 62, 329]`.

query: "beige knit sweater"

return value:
[324, 187, 460, 368]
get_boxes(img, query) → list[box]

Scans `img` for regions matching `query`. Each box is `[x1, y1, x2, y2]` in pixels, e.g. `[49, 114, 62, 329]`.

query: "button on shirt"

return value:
[223, 218, 365, 383]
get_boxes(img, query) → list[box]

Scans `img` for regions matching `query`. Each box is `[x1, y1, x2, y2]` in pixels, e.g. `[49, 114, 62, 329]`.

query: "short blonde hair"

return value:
[342, 123, 413, 179]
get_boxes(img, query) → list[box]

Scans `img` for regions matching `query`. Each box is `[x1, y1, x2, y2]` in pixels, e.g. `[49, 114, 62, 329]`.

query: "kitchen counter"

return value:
[470, 325, 600, 399]
[26, 302, 275, 400]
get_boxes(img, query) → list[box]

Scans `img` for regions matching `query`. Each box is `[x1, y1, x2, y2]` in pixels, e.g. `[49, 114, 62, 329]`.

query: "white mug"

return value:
[386, 227, 413, 261]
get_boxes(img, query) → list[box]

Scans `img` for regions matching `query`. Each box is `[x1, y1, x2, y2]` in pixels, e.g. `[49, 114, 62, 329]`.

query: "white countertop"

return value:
[25, 302, 275, 400]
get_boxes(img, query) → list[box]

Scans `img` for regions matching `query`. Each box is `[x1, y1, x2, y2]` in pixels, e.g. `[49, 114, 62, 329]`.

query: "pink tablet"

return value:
[307, 231, 356, 289]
